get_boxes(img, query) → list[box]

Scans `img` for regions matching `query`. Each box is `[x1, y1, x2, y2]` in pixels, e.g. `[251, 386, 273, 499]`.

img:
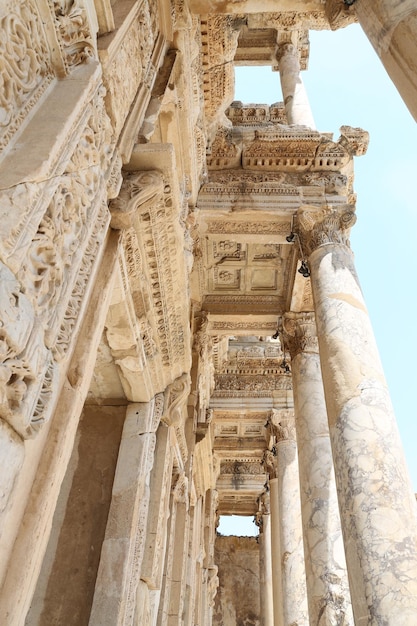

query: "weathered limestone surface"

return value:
[213, 535, 260, 626]
[26, 405, 125, 626]
[0, 0, 416, 624]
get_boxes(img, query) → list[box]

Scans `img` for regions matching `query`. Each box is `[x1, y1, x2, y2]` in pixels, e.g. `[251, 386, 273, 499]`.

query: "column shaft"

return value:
[269, 478, 284, 626]
[272, 414, 309, 626]
[355, 0, 417, 122]
[276, 43, 316, 128]
[283, 312, 353, 625]
[260, 514, 274, 626]
[297, 204, 417, 624]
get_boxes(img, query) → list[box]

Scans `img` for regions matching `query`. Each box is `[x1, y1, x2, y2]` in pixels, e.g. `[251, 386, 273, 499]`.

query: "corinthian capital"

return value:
[295, 204, 356, 257]
[276, 42, 298, 63]
[281, 312, 319, 359]
[268, 409, 296, 443]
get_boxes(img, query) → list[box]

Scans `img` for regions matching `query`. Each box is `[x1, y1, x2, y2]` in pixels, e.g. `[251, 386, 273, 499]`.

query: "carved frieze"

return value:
[0, 78, 114, 435]
[17, 86, 114, 356]
[49, 0, 96, 71]
[201, 14, 245, 136]
[247, 10, 356, 32]
[0, 0, 54, 152]
[220, 460, 264, 476]
[100, 0, 159, 138]
[206, 219, 291, 236]
[0, 263, 58, 439]
[243, 129, 350, 172]
[214, 374, 291, 393]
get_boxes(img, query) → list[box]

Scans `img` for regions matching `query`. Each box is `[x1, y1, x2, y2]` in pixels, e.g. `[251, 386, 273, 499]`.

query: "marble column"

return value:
[268, 477, 283, 626]
[351, 0, 417, 123]
[276, 42, 316, 129]
[256, 492, 274, 626]
[269, 411, 309, 626]
[282, 312, 353, 625]
[296, 203, 417, 624]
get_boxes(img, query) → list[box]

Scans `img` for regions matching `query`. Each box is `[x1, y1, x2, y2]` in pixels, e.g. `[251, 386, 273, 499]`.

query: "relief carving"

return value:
[325, 0, 358, 30]
[201, 15, 245, 138]
[281, 312, 319, 359]
[0, 0, 53, 150]
[268, 409, 296, 443]
[110, 170, 164, 230]
[50, 0, 96, 70]
[261, 449, 276, 480]
[295, 204, 356, 257]
[0, 263, 56, 438]
[101, 0, 159, 137]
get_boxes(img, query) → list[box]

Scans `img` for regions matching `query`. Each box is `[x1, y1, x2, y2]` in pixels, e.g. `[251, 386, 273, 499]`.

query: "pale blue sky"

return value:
[219, 23, 417, 536]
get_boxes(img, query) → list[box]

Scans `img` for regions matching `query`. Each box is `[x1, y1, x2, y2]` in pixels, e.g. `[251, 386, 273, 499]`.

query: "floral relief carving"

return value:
[49, 0, 96, 70]
[295, 204, 356, 257]
[102, 0, 159, 137]
[0, 0, 53, 150]
[268, 409, 296, 443]
[281, 312, 319, 359]
[0, 263, 57, 438]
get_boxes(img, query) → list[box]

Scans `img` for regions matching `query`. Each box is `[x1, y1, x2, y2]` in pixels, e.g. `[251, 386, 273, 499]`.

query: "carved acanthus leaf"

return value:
[281, 312, 319, 359]
[296, 204, 356, 257]
[50, 0, 96, 70]
[109, 170, 164, 230]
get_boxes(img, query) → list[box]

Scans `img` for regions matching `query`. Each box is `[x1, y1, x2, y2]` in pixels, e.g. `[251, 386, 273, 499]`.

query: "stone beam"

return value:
[188, 0, 325, 14]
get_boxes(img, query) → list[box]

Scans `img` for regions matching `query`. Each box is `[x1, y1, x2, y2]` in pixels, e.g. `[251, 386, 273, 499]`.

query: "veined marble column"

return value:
[296, 204, 417, 624]
[256, 492, 274, 626]
[351, 0, 417, 123]
[276, 43, 316, 129]
[269, 411, 309, 626]
[282, 312, 353, 625]
[268, 477, 284, 626]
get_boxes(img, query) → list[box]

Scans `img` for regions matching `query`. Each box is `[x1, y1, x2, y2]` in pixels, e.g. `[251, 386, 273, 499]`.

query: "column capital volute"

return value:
[275, 41, 298, 62]
[295, 204, 356, 257]
[281, 312, 319, 359]
[268, 409, 296, 443]
[275, 41, 301, 72]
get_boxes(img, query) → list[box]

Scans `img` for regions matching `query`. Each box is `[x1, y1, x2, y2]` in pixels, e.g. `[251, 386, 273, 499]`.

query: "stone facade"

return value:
[0, 1, 416, 625]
